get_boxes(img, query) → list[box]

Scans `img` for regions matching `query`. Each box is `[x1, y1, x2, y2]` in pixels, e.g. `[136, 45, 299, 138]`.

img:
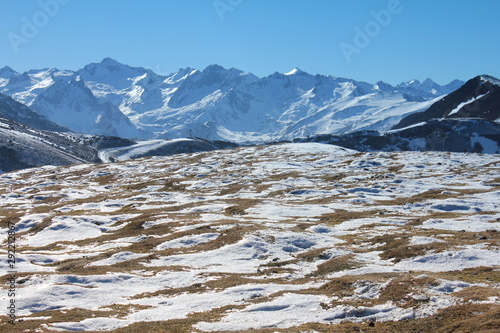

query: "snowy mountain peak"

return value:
[98, 57, 128, 70]
[134, 73, 157, 86]
[394, 74, 500, 129]
[398, 79, 421, 88]
[480, 75, 500, 87]
[163, 68, 199, 85]
[284, 68, 307, 76]
[395, 77, 466, 98]
[198, 64, 256, 86]
[82, 57, 132, 74]
[176, 67, 197, 76]
[78, 58, 151, 90]
[201, 64, 247, 77]
[421, 78, 437, 87]
[69, 75, 86, 87]
[374, 80, 394, 91]
[443, 79, 465, 92]
[101, 57, 120, 64]
[1, 60, 481, 143]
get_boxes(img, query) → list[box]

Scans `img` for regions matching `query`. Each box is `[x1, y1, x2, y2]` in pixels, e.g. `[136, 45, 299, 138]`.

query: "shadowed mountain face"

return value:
[299, 118, 500, 154]
[0, 92, 68, 132]
[394, 75, 500, 129]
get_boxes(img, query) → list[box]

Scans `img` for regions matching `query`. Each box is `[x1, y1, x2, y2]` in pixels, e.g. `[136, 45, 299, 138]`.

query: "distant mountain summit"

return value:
[0, 66, 17, 81]
[0, 64, 144, 138]
[284, 68, 308, 76]
[396, 78, 463, 99]
[30, 75, 143, 138]
[78, 57, 157, 90]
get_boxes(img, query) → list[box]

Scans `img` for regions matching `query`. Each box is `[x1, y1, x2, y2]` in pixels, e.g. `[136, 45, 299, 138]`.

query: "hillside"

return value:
[1, 143, 499, 332]
[0, 116, 239, 172]
[299, 118, 500, 154]
[394, 75, 500, 129]
[296, 75, 500, 154]
[0, 117, 100, 172]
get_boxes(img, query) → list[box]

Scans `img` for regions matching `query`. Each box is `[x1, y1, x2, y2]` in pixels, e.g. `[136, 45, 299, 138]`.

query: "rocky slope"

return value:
[296, 75, 500, 154]
[0, 116, 238, 172]
[0, 117, 99, 172]
[299, 118, 500, 154]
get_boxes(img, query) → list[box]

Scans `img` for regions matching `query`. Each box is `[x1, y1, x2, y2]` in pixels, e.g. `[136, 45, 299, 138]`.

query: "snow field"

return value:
[0, 142, 499, 331]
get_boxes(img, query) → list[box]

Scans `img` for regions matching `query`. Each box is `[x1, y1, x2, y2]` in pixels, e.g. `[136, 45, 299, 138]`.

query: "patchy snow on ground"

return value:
[0, 142, 499, 331]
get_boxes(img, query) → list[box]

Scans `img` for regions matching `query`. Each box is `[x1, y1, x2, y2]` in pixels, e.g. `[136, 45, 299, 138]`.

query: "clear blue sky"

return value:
[1, 0, 499, 85]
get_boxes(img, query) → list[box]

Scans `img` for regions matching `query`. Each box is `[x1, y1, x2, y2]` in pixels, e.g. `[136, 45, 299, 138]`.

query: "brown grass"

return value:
[377, 275, 440, 307]
[377, 188, 489, 207]
[372, 234, 450, 263]
[432, 266, 500, 284]
[223, 199, 260, 216]
[296, 247, 333, 262]
[307, 276, 358, 297]
[453, 286, 500, 302]
[321, 173, 347, 182]
[93, 173, 118, 185]
[309, 254, 361, 277]
[268, 171, 302, 181]
[319, 209, 381, 225]
[97, 300, 500, 333]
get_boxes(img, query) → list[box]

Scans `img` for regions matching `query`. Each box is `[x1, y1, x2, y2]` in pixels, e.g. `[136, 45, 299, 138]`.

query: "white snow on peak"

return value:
[163, 68, 199, 85]
[480, 75, 500, 87]
[284, 68, 305, 76]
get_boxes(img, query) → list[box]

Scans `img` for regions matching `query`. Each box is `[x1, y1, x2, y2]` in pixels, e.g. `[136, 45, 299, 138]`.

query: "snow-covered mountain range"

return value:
[0, 58, 466, 142]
